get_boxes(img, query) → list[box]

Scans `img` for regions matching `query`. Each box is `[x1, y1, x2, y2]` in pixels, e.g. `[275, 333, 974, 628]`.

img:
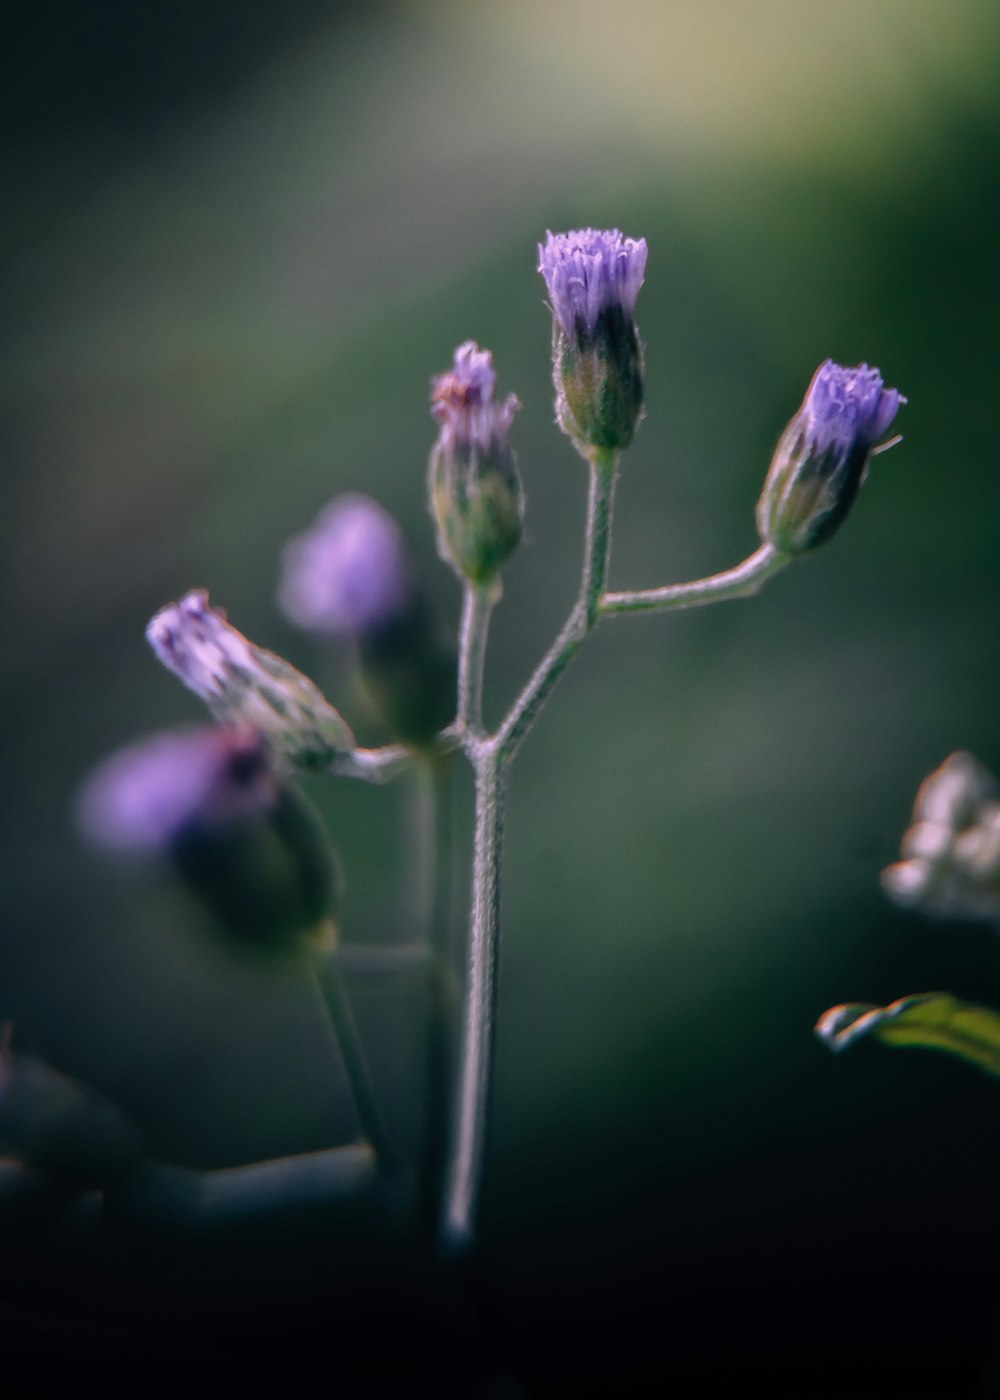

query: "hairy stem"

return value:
[457, 581, 496, 737]
[440, 747, 506, 1250]
[418, 754, 459, 1225]
[495, 450, 618, 762]
[599, 542, 791, 615]
[439, 451, 617, 1251]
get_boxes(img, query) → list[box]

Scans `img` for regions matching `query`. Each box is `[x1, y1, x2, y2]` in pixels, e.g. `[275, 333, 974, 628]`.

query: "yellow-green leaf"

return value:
[815, 992, 1000, 1078]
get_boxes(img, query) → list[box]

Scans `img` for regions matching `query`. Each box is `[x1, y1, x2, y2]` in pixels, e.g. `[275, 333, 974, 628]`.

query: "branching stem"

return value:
[439, 457, 797, 1250]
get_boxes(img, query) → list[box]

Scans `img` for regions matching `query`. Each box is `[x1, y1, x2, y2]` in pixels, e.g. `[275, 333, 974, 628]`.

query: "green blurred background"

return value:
[4, 0, 1000, 1391]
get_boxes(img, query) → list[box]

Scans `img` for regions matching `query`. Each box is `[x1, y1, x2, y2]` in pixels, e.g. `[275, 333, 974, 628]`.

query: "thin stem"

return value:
[457, 581, 496, 738]
[599, 542, 791, 616]
[329, 729, 462, 785]
[104, 1145, 377, 1230]
[495, 450, 618, 762]
[330, 743, 413, 784]
[310, 961, 400, 1177]
[418, 755, 459, 1225]
[440, 748, 505, 1250]
[402, 757, 437, 944]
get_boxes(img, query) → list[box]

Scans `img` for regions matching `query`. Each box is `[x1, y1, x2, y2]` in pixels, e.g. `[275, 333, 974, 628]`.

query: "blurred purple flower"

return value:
[279, 494, 410, 637]
[537, 228, 647, 342]
[78, 727, 277, 854]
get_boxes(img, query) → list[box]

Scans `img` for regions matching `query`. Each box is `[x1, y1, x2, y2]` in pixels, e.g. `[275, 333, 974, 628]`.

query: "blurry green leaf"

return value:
[815, 992, 1000, 1078]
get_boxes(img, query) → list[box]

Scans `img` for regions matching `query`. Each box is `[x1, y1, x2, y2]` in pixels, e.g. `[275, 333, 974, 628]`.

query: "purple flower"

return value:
[756, 360, 905, 554]
[78, 727, 277, 855]
[429, 342, 523, 583]
[147, 590, 355, 766]
[798, 360, 904, 462]
[279, 495, 410, 637]
[538, 229, 648, 342]
[537, 228, 647, 455]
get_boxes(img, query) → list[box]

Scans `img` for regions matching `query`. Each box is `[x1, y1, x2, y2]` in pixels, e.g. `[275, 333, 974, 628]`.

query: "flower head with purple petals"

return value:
[279, 495, 410, 638]
[757, 359, 905, 554]
[538, 228, 648, 344]
[537, 228, 647, 455]
[800, 360, 904, 461]
[429, 342, 523, 583]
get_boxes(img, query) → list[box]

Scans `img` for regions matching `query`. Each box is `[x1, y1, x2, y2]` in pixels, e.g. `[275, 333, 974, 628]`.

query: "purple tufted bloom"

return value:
[79, 726, 336, 948]
[147, 590, 355, 766]
[537, 229, 647, 456]
[429, 341, 523, 583]
[798, 360, 903, 460]
[279, 495, 410, 637]
[538, 228, 648, 343]
[756, 360, 905, 554]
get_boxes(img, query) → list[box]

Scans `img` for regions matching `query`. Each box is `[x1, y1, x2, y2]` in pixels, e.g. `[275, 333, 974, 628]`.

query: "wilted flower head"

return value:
[881, 751, 1000, 927]
[79, 727, 336, 947]
[537, 228, 647, 455]
[429, 341, 523, 583]
[431, 341, 520, 452]
[147, 590, 355, 768]
[756, 360, 905, 554]
[279, 495, 410, 637]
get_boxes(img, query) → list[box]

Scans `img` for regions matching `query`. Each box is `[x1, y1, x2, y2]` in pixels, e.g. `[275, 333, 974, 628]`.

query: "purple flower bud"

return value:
[538, 229, 647, 456]
[756, 360, 905, 554]
[280, 496, 455, 746]
[429, 341, 523, 583]
[78, 727, 277, 854]
[79, 727, 336, 948]
[279, 495, 410, 637]
[147, 590, 355, 767]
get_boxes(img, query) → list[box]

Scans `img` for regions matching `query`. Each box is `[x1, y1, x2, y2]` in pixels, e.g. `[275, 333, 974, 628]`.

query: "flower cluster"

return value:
[71, 225, 908, 1249]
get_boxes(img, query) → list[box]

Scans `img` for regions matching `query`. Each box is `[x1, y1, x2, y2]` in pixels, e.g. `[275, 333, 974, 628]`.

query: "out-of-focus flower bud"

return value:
[881, 751, 1000, 926]
[429, 341, 523, 584]
[146, 590, 355, 770]
[279, 496, 455, 746]
[537, 228, 647, 457]
[0, 1039, 142, 1188]
[78, 727, 337, 951]
[756, 360, 905, 554]
[279, 494, 410, 639]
